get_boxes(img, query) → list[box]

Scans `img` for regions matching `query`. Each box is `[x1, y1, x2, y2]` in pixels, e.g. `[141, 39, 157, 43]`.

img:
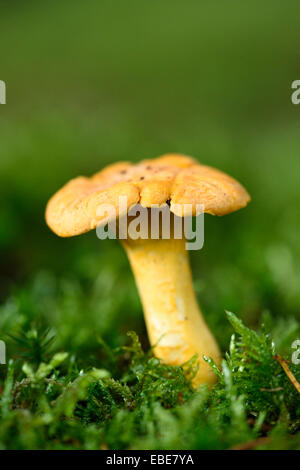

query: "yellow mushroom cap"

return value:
[45, 153, 251, 237]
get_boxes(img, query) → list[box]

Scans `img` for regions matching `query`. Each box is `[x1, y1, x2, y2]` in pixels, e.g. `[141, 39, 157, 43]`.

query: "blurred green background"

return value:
[1, 0, 300, 361]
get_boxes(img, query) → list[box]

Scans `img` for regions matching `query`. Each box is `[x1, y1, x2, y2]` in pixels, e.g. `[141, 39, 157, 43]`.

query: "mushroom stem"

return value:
[121, 236, 221, 385]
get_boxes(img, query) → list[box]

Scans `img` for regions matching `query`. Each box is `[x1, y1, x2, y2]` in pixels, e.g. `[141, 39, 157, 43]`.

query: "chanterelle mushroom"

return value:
[46, 154, 250, 385]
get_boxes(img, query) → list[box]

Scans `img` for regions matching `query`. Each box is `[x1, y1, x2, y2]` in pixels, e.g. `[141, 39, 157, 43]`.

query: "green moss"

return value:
[0, 308, 299, 450]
